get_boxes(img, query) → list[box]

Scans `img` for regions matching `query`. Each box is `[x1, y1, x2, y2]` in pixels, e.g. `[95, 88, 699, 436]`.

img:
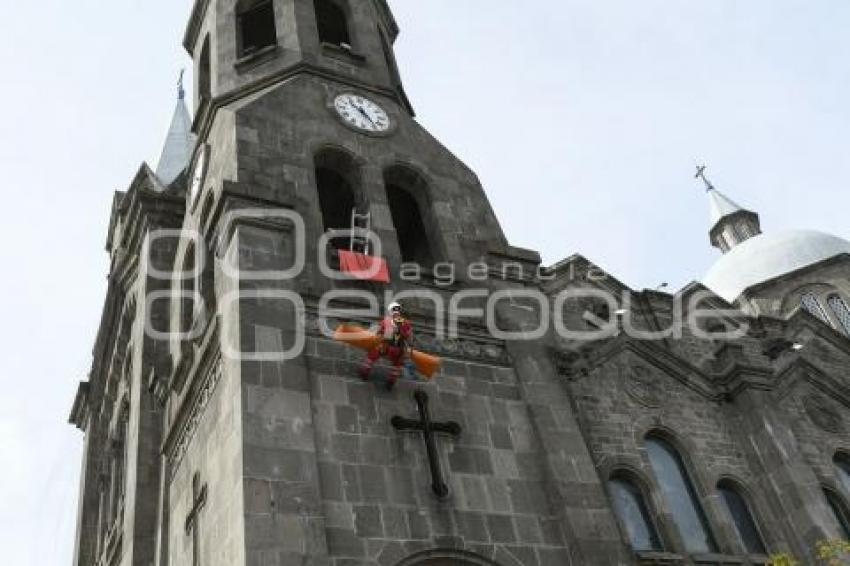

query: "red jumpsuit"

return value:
[360, 314, 413, 387]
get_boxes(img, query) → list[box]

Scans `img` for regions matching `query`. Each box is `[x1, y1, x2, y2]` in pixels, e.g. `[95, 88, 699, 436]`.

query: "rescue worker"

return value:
[359, 301, 413, 390]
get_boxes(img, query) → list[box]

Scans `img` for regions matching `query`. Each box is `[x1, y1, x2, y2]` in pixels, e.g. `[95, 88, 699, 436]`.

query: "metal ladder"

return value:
[349, 208, 372, 255]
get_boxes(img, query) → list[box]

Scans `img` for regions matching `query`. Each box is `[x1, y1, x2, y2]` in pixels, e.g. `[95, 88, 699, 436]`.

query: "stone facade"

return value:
[69, 2, 850, 566]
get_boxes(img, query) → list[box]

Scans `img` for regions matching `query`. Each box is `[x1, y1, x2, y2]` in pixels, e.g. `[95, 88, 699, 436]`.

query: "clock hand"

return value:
[354, 104, 377, 127]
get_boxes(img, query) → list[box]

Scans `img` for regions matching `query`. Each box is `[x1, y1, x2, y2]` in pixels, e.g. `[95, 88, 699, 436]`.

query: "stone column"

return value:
[487, 250, 631, 565]
[731, 386, 838, 558]
[225, 213, 332, 565]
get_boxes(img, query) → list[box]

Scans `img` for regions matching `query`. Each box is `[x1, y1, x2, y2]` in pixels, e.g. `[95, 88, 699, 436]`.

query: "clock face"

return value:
[189, 149, 207, 206]
[334, 94, 391, 133]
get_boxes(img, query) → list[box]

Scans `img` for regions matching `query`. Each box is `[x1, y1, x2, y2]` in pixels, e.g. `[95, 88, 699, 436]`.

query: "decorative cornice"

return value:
[774, 357, 850, 407]
[804, 393, 845, 434]
[192, 63, 402, 141]
[164, 357, 223, 482]
[557, 334, 720, 400]
[69, 382, 91, 430]
[302, 310, 512, 367]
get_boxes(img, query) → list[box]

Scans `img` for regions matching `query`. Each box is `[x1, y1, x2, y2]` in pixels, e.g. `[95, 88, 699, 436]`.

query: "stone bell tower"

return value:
[68, 4, 850, 565]
[76, 1, 629, 565]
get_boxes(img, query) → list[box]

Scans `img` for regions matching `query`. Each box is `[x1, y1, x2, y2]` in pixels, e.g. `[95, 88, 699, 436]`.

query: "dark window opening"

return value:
[180, 246, 197, 334]
[387, 184, 433, 268]
[718, 483, 767, 555]
[200, 194, 216, 229]
[825, 488, 850, 539]
[835, 455, 850, 498]
[199, 37, 211, 101]
[316, 166, 356, 250]
[608, 476, 663, 552]
[238, 0, 277, 57]
[646, 435, 718, 554]
[315, 0, 351, 47]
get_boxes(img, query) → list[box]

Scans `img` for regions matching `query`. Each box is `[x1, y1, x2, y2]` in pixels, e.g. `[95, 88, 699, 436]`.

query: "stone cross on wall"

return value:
[391, 389, 462, 498]
[184, 472, 208, 566]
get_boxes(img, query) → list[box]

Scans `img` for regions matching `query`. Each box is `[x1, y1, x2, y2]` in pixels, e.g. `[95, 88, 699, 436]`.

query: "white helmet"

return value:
[387, 301, 402, 314]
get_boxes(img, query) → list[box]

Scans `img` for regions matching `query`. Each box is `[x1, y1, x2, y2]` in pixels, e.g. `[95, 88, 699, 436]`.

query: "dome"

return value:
[703, 229, 850, 303]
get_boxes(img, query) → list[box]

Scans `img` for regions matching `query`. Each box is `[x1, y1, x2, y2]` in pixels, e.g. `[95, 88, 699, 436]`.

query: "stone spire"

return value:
[695, 166, 762, 253]
[155, 72, 196, 186]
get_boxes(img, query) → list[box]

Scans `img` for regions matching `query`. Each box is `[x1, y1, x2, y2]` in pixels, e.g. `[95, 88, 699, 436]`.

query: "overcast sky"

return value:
[0, 1, 848, 563]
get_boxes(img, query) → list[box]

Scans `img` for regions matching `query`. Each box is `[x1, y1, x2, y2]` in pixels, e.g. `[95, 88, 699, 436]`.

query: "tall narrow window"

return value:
[181, 246, 197, 334]
[835, 455, 850, 498]
[608, 475, 663, 552]
[717, 482, 767, 555]
[801, 292, 830, 324]
[96, 470, 108, 555]
[314, 0, 351, 47]
[198, 36, 211, 102]
[385, 166, 436, 268]
[828, 295, 850, 336]
[824, 488, 850, 539]
[315, 149, 358, 250]
[645, 436, 717, 553]
[237, 0, 277, 57]
[108, 411, 128, 527]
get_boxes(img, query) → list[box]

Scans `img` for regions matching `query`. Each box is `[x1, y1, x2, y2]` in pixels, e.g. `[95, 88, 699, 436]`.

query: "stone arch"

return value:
[383, 163, 440, 267]
[314, 0, 352, 48]
[606, 466, 665, 552]
[313, 145, 363, 250]
[642, 429, 719, 554]
[781, 282, 838, 324]
[715, 476, 768, 555]
[822, 485, 850, 538]
[395, 549, 501, 566]
[833, 452, 850, 498]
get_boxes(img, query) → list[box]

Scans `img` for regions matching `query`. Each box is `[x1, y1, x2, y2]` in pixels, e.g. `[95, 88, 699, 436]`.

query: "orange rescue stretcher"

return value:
[333, 324, 442, 379]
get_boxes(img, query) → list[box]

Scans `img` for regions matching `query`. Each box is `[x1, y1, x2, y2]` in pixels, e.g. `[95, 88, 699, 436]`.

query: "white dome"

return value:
[703, 230, 850, 303]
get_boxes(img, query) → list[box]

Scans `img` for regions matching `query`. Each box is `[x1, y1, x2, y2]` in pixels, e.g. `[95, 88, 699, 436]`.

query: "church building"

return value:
[69, 1, 850, 565]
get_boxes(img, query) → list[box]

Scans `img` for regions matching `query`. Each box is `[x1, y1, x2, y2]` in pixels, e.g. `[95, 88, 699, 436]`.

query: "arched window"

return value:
[315, 149, 358, 250]
[314, 0, 351, 47]
[828, 295, 850, 336]
[108, 403, 129, 527]
[237, 0, 277, 57]
[180, 245, 197, 335]
[823, 488, 850, 539]
[397, 549, 500, 566]
[608, 475, 663, 552]
[384, 166, 436, 268]
[717, 481, 766, 555]
[200, 193, 216, 230]
[198, 36, 211, 102]
[645, 435, 717, 553]
[801, 292, 830, 324]
[835, 455, 850, 498]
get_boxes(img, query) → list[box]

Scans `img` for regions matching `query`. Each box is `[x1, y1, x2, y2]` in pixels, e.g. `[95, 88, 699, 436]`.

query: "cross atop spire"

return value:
[695, 164, 715, 192]
[694, 165, 762, 253]
[178, 69, 186, 101]
[155, 74, 197, 186]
